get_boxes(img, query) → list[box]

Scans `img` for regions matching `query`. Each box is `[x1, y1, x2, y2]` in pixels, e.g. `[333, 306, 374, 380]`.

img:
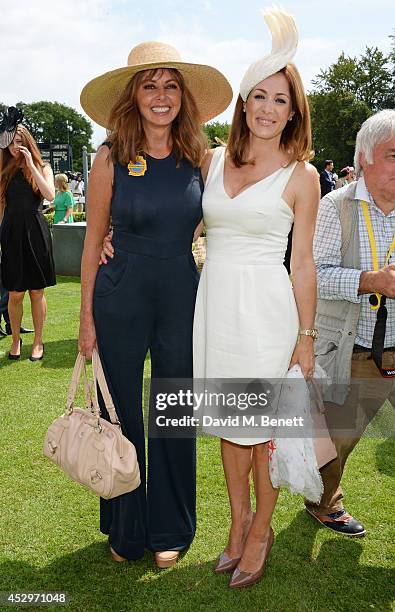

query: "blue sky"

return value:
[1, 0, 393, 147]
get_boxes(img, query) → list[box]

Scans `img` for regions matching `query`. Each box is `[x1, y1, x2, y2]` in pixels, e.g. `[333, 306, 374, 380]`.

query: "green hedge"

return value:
[44, 212, 86, 228]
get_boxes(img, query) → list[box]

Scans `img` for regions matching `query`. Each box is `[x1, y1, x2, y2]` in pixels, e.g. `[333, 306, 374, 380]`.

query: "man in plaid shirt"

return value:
[306, 110, 395, 536]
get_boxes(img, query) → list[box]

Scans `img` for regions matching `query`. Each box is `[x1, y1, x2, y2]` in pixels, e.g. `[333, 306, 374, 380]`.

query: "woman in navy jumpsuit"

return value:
[78, 42, 232, 565]
[94, 146, 202, 559]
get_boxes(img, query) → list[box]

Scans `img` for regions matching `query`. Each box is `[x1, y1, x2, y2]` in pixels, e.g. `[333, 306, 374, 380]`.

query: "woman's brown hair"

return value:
[227, 63, 313, 168]
[106, 68, 207, 167]
[0, 125, 45, 215]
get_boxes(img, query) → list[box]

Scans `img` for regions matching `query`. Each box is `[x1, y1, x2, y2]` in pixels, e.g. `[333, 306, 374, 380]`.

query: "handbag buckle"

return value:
[94, 420, 103, 434]
[90, 470, 103, 484]
[48, 440, 57, 454]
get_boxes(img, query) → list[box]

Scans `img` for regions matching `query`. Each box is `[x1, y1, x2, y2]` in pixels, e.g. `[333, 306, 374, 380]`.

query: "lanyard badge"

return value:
[361, 200, 395, 310]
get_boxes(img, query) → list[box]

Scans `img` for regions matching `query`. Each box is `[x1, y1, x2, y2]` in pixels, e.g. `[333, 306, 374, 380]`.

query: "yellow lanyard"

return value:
[361, 200, 395, 310]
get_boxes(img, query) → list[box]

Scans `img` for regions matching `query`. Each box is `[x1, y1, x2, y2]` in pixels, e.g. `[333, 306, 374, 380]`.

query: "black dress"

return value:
[0, 170, 56, 291]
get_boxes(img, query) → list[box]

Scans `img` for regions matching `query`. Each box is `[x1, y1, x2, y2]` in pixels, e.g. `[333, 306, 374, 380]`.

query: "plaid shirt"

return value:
[313, 177, 395, 348]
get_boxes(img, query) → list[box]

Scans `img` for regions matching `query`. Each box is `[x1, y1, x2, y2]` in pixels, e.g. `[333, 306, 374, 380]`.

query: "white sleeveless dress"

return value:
[193, 146, 300, 445]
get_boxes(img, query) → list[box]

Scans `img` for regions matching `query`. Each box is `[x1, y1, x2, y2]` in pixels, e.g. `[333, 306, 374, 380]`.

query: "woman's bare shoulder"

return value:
[90, 144, 114, 177]
[293, 160, 319, 182]
[95, 143, 113, 161]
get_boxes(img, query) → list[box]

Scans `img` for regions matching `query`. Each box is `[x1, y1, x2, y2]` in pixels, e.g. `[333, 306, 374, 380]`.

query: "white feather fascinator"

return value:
[240, 6, 298, 101]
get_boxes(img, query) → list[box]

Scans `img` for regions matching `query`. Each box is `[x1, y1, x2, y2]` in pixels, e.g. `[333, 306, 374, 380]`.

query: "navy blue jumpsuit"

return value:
[93, 146, 202, 560]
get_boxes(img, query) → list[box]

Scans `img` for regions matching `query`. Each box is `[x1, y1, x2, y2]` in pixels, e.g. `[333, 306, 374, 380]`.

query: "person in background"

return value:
[52, 173, 75, 224]
[335, 166, 355, 189]
[73, 173, 84, 213]
[320, 159, 336, 197]
[69, 173, 78, 194]
[0, 107, 56, 361]
[0, 282, 33, 336]
[307, 109, 395, 536]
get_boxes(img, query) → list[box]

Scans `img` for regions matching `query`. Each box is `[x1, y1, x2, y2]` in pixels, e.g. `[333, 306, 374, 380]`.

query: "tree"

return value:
[312, 47, 394, 112]
[309, 91, 370, 171]
[203, 121, 230, 147]
[0, 101, 93, 171]
[384, 31, 395, 108]
[312, 52, 360, 95]
[358, 47, 394, 110]
[309, 37, 394, 170]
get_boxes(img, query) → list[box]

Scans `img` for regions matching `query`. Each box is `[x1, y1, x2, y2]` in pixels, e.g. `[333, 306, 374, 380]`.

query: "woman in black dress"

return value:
[0, 108, 56, 361]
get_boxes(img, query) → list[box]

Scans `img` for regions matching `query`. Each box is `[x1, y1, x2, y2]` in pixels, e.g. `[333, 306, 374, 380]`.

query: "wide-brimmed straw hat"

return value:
[80, 41, 233, 128]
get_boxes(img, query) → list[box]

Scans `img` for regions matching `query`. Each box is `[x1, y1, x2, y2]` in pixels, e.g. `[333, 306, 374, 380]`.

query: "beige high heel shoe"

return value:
[229, 526, 274, 589]
[110, 546, 127, 563]
[214, 511, 255, 574]
[155, 551, 180, 568]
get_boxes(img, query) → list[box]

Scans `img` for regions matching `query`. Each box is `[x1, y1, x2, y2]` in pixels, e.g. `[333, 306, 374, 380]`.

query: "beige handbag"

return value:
[43, 349, 140, 499]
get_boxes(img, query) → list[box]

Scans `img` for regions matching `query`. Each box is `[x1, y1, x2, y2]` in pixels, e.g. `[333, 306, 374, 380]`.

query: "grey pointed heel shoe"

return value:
[214, 512, 255, 574]
[229, 526, 274, 589]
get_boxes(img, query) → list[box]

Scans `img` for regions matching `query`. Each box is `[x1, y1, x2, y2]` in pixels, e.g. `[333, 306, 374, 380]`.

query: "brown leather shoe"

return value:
[155, 551, 179, 568]
[214, 512, 255, 574]
[229, 526, 274, 589]
[306, 508, 366, 537]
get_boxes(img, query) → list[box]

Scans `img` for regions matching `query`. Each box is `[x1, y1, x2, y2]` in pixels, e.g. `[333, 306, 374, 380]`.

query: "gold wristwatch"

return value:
[299, 328, 318, 340]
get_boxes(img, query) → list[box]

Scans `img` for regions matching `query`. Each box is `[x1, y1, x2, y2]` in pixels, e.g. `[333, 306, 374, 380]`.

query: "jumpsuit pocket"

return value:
[94, 255, 130, 298]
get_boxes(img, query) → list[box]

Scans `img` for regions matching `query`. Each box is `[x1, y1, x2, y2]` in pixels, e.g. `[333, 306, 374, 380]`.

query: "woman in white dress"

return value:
[193, 9, 320, 588]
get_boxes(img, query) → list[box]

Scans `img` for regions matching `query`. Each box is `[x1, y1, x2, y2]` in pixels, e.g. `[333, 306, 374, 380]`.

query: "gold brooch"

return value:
[128, 155, 147, 176]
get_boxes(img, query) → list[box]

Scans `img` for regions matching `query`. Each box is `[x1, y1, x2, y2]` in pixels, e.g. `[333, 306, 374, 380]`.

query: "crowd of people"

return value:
[0, 5, 394, 593]
[66, 171, 85, 211]
[319, 159, 356, 197]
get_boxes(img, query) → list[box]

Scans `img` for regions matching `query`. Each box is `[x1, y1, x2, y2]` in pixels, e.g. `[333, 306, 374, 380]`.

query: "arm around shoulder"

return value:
[84, 146, 113, 239]
[200, 148, 215, 185]
[80, 147, 113, 310]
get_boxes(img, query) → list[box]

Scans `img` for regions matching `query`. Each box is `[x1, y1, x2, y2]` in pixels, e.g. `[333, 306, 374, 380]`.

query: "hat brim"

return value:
[0, 128, 16, 150]
[80, 61, 233, 128]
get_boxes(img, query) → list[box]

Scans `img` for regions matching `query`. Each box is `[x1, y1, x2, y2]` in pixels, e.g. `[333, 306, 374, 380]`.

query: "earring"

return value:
[243, 106, 246, 113]
[288, 112, 294, 121]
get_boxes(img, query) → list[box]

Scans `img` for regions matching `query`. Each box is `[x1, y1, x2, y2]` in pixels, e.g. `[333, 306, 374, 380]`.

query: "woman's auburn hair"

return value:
[55, 173, 70, 192]
[106, 68, 207, 167]
[0, 125, 45, 215]
[227, 63, 313, 168]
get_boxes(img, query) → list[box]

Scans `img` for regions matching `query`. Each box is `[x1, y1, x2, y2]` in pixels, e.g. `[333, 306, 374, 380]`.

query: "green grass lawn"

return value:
[0, 277, 394, 612]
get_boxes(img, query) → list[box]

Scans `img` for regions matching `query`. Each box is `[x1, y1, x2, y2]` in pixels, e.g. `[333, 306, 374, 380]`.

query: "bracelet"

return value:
[299, 328, 318, 340]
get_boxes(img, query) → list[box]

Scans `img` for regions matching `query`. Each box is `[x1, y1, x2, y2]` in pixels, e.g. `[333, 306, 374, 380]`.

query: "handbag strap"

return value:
[66, 353, 89, 411]
[65, 351, 120, 425]
[91, 349, 121, 425]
